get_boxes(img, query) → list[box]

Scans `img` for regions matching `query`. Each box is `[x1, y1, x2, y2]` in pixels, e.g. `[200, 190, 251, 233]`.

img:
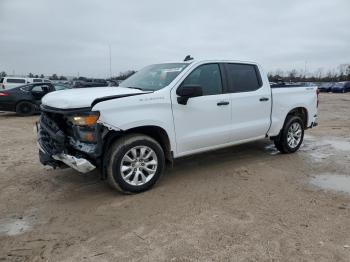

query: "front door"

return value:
[171, 63, 232, 156]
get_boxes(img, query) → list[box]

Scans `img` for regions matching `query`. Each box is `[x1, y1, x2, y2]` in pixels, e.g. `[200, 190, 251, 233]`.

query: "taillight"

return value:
[316, 88, 320, 108]
[0, 92, 9, 96]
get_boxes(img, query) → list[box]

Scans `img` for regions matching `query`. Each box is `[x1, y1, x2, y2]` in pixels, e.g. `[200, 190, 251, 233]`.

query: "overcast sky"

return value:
[0, 0, 349, 77]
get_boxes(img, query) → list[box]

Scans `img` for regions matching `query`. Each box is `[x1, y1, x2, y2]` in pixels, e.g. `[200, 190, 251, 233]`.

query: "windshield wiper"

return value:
[124, 86, 155, 92]
[125, 86, 144, 91]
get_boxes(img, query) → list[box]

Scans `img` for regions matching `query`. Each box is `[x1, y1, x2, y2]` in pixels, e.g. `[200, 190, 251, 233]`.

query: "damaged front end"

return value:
[37, 106, 105, 173]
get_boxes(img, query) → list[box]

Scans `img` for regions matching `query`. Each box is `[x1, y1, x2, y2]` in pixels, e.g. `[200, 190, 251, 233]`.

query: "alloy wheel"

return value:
[287, 122, 302, 148]
[120, 146, 158, 186]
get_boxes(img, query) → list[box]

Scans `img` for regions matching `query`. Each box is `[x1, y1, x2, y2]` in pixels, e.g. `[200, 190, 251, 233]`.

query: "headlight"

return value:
[68, 112, 100, 126]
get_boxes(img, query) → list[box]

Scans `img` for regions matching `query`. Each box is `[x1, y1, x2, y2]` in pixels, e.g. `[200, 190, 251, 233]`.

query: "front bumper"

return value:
[52, 153, 95, 173]
[36, 113, 97, 173]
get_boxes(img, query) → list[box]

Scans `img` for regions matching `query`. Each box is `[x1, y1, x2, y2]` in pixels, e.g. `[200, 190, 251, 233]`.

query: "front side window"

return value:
[54, 85, 70, 91]
[33, 79, 42, 83]
[225, 64, 261, 93]
[181, 64, 222, 96]
[120, 63, 189, 91]
[7, 78, 26, 83]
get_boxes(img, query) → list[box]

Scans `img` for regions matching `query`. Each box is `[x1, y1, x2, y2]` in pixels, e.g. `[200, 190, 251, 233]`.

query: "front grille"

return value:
[38, 113, 66, 155]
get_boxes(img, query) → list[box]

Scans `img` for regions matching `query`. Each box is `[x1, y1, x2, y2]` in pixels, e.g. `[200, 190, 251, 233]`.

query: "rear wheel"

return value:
[274, 115, 304, 154]
[106, 134, 165, 193]
[16, 101, 35, 116]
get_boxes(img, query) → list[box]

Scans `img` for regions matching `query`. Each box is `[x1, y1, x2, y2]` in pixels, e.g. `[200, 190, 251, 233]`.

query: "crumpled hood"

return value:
[42, 87, 143, 109]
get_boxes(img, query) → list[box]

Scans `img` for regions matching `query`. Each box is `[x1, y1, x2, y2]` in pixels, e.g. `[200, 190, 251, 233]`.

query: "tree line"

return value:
[268, 64, 350, 83]
[2, 64, 349, 83]
[0, 70, 136, 81]
[0, 71, 67, 80]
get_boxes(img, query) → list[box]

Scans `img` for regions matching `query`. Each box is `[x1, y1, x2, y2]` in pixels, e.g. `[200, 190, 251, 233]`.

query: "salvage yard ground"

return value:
[1, 93, 350, 261]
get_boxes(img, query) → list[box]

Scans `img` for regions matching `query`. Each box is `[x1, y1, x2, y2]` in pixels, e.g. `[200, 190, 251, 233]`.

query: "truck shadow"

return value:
[44, 139, 277, 198]
[164, 139, 276, 181]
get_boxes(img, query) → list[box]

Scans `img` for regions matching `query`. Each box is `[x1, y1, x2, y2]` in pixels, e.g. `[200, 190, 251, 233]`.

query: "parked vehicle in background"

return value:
[73, 78, 108, 88]
[107, 80, 119, 87]
[37, 59, 319, 193]
[318, 82, 334, 92]
[1, 77, 28, 89]
[331, 82, 350, 93]
[302, 82, 318, 87]
[0, 77, 51, 90]
[28, 78, 51, 84]
[0, 83, 71, 115]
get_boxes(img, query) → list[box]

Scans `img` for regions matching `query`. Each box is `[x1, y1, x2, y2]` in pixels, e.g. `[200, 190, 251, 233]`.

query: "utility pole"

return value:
[304, 60, 308, 77]
[108, 44, 112, 79]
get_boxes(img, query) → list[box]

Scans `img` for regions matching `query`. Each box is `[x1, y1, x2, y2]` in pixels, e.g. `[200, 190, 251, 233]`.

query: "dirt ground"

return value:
[1, 93, 350, 262]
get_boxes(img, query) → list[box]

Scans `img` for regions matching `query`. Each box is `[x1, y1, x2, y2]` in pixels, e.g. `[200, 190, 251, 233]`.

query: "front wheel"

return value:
[274, 116, 304, 154]
[106, 134, 165, 193]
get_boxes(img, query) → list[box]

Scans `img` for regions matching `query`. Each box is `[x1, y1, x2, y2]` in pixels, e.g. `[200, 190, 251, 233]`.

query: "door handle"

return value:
[259, 97, 269, 102]
[217, 101, 230, 106]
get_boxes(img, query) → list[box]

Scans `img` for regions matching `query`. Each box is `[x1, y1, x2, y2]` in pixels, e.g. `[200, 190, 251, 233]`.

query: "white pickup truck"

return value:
[37, 60, 319, 193]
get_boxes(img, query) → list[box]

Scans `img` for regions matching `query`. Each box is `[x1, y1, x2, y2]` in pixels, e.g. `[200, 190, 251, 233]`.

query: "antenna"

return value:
[184, 55, 194, 62]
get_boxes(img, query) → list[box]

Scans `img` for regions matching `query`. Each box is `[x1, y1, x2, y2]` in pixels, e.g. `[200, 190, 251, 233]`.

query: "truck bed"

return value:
[268, 85, 318, 136]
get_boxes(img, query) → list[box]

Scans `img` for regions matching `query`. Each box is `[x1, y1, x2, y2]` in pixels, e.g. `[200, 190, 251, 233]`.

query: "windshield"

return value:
[120, 63, 189, 91]
[333, 82, 344, 87]
[320, 83, 333, 87]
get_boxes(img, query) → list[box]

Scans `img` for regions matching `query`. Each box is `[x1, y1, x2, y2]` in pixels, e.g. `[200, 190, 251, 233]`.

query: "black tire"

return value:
[274, 115, 304, 154]
[16, 101, 35, 116]
[106, 134, 165, 194]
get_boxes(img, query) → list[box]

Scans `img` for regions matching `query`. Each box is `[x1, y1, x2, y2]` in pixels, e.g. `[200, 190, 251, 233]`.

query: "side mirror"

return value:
[176, 85, 203, 105]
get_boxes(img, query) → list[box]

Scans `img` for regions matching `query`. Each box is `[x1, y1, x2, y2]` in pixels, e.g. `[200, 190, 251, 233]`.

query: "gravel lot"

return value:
[1, 93, 350, 262]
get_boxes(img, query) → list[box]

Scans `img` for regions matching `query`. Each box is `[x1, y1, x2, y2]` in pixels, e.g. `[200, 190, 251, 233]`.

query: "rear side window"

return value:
[181, 64, 222, 96]
[33, 79, 42, 83]
[0, 78, 3, 83]
[32, 84, 51, 92]
[7, 78, 26, 84]
[225, 64, 261, 93]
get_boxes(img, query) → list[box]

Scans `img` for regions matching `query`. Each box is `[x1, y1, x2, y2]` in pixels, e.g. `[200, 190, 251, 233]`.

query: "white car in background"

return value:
[1, 77, 50, 89]
[1, 77, 28, 89]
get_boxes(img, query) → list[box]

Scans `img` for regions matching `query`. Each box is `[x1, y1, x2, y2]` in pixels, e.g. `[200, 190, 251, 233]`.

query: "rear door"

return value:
[223, 63, 271, 141]
[171, 63, 232, 155]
